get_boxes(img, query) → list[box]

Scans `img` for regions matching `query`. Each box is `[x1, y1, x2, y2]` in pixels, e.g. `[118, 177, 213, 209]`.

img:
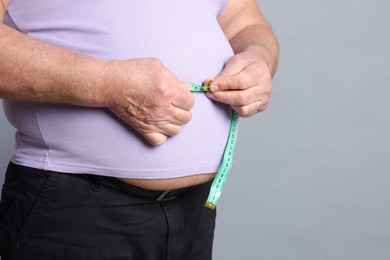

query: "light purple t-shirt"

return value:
[3, 0, 238, 179]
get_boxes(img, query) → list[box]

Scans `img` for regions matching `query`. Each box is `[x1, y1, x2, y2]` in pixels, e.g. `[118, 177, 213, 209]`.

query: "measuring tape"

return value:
[189, 80, 239, 210]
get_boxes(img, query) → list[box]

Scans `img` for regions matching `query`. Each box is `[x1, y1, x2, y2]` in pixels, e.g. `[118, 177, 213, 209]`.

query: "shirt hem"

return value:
[10, 158, 221, 179]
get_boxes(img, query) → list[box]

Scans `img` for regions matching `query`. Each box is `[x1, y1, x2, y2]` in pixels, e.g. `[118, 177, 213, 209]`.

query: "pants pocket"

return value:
[0, 163, 61, 259]
[14, 170, 61, 243]
[0, 163, 24, 258]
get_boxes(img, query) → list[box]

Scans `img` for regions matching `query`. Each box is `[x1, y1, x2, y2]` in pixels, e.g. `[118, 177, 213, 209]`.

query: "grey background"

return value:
[1, 0, 390, 259]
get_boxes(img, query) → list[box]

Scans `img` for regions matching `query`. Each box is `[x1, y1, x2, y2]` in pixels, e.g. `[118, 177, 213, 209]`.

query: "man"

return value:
[0, 0, 278, 259]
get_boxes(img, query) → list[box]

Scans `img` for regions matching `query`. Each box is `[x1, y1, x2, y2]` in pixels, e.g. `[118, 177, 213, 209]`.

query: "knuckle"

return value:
[251, 62, 269, 81]
[253, 61, 267, 73]
[257, 106, 267, 114]
[257, 100, 268, 112]
[235, 94, 247, 106]
[144, 58, 164, 74]
[149, 58, 163, 67]
[149, 59, 166, 76]
[265, 84, 272, 95]
[156, 84, 172, 100]
[256, 65, 265, 76]
[237, 75, 248, 89]
[262, 95, 270, 105]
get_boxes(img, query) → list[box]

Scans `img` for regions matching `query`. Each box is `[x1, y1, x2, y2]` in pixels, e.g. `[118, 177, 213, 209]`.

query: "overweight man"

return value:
[0, 0, 278, 259]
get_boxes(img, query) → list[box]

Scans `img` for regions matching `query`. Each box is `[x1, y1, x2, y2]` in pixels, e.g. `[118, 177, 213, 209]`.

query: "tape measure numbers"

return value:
[189, 80, 239, 210]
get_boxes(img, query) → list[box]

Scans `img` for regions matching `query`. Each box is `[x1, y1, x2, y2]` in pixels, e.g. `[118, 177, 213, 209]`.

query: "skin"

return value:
[0, 0, 278, 190]
[212, 0, 278, 118]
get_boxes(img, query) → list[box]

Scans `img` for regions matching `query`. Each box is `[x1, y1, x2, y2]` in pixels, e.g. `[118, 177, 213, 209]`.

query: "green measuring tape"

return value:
[189, 81, 239, 210]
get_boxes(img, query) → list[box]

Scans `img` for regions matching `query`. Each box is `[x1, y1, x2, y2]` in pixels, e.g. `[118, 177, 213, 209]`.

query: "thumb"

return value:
[212, 57, 245, 92]
[211, 72, 250, 92]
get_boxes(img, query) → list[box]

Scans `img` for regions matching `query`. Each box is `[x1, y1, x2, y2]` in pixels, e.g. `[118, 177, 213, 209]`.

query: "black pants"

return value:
[0, 163, 216, 260]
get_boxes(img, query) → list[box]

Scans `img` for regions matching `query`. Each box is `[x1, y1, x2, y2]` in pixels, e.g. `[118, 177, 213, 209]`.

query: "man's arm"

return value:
[0, 1, 193, 146]
[0, 0, 111, 107]
[218, 0, 278, 75]
[207, 0, 279, 117]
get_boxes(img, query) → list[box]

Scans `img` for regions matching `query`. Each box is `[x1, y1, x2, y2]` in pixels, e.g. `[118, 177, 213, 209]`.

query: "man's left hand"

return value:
[206, 50, 272, 118]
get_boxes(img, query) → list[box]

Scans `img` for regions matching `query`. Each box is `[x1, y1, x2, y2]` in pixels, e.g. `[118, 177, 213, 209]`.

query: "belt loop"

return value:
[90, 175, 102, 192]
[156, 190, 173, 202]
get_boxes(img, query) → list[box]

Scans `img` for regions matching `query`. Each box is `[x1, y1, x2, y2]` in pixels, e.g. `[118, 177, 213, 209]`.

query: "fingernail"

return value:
[210, 85, 219, 92]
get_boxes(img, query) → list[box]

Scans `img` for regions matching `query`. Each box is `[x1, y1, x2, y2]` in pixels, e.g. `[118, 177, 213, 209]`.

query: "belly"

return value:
[117, 172, 216, 190]
[5, 0, 235, 179]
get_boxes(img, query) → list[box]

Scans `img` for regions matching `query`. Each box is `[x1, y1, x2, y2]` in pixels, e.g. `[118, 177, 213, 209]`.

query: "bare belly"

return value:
[117, 172, 216, 190]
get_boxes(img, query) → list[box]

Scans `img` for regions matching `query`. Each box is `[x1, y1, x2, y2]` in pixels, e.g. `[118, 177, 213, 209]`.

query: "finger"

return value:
[206, 85, 263, 106]
[172, 89, 194, 111]
[144, 132, 168, 146]
[160, 124, 182, 136]
[212, 62, 264, 92]
[140, 121, 183, 145]
[211, 71, 253, 92]
[168, 107, 192, 125]
[141, 124, 182, 145]
[232, 100, 268, 118]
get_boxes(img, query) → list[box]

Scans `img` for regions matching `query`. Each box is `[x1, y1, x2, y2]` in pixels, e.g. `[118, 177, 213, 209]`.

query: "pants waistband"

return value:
[8, 162, 197, 202]
[88, 175, 196, 202]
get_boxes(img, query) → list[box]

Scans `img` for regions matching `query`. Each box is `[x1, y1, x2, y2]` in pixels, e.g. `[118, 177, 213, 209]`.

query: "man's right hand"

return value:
[102, 58, 194, 146]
